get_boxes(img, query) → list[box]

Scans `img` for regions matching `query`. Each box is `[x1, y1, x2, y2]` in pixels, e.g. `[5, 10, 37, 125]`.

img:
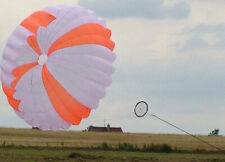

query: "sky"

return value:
[0, 0, 224, 135]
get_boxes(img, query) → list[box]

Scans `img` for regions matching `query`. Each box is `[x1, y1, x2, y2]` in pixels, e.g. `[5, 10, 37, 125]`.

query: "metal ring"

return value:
[134, 101, 148, 117]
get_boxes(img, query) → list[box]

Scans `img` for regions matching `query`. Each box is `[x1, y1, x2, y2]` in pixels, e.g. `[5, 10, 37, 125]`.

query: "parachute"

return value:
[1, 5, 116, 130]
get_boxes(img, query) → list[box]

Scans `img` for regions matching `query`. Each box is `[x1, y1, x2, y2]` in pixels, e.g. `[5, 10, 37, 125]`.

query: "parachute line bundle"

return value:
[1, 5, 116, 130]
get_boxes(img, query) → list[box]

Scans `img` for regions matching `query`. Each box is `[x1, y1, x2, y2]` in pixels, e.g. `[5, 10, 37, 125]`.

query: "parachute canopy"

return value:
[1, 5, 116, 130]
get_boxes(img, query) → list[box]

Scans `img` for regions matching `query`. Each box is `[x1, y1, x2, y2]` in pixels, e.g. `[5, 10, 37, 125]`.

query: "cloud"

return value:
[215, 37, 225, 47]
[106, 18, 225, 116]
[181, 35, 209, 51]
[191, 24, 225, 48]
[194, 0, 225, 3]
[78, 0, 190, 19]
[191, 24, 225, 34]
[181, 24, 225, 51]
[111, 56, 225, 112]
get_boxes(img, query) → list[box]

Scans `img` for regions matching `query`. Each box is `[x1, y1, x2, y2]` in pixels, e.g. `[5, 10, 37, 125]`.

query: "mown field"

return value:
[0, 127, 224, 162]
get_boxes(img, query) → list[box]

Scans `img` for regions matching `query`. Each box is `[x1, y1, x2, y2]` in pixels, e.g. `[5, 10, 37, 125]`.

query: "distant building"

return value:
[87, 124, 123, 133]
[32, 127, 40, 130]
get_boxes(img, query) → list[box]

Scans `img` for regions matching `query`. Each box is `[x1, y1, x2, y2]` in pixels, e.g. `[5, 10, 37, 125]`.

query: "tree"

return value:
[209, 129, 219, 136]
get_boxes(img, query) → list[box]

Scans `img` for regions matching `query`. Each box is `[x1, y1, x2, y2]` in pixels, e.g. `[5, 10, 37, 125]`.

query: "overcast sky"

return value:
[0, 0, 224, 135]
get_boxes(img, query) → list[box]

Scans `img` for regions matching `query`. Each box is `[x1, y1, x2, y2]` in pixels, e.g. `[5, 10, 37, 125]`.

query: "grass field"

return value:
[0, 127, 224, 161]
[1, 146, 225, 162]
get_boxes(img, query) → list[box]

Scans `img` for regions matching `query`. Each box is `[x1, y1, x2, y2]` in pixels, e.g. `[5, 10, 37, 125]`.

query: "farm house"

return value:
[87, 124, 123, 133]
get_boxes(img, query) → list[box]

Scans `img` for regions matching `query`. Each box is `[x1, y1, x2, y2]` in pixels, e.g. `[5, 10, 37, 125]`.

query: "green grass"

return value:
[0, 146, 225, 162]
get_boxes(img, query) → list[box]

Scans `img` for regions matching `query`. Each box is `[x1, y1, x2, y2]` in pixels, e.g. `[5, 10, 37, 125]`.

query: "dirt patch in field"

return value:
[68, 152, 104, 161]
